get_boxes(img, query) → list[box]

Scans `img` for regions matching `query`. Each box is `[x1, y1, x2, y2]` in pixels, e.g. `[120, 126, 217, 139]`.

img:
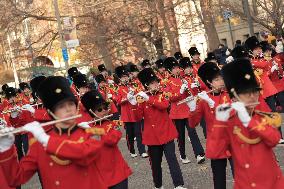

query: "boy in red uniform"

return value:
[187, 62, 233, 189]
[113, 65, 147, 158]
[0, 76, 107, 189]
[129, 68, 187, 189]
[212, 59, 284, 189]
[81, 90, 132, 189]
[188, 47, 203, 74]
[245, 36, 278, 111]
[96, 74, 119, 120]
[18, 82, 33, 104]
[163, 57, 205, 164]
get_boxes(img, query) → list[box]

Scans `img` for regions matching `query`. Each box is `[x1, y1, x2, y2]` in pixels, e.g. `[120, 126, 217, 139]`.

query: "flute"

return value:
[87, 114, 113, 124]
[1, 103, 43, 114]
[177, 90, 214, 105]
[0, 114, 82, 137]
[218, 102, 260, 111]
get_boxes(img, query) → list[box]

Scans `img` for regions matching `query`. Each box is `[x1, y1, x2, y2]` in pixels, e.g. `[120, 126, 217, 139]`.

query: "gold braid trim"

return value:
[50, 155, 71, 166]
[233, 126, 261, 145]
[0, 152, 17, 163]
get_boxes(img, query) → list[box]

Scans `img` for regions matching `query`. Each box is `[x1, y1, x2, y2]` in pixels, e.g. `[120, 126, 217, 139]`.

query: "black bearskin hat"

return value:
[138, 68, 159, 89]
[198, 63, 221, 89]
[37, 76, 77, 112]
[221, 59, 261, 97]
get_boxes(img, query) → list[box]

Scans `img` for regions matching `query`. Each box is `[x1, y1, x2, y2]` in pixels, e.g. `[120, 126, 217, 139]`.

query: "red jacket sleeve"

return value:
[206, 119, 230, 159]
[248, 116, 281, 147]
[188, 100, 205, 128]
[147, 94, 169, 110]
[0, 145, 38, 187]
[46, 136, 103, 166]
[102, 129, 122, 147]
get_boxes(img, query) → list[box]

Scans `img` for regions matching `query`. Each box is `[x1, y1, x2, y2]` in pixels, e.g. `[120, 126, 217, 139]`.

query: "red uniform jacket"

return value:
[191, 60, 203, 75]
[132, 92, 178, 145]
[269, 56, 284, 92]
[113, 85, 139, 122]
[188, 91, 231, 159]
[98, 87, 118, 114]
[251, 58, 278, 98]
[210, 107, 284, 189]
[167, 77, 190, 119]
[0, 169, 14, 189]
[91, 120, 132, 187]
[182, 74, 207, 96]
[0, 126, 107, 189]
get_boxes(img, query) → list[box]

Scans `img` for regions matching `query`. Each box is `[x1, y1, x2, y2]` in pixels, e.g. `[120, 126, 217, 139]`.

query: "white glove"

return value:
[107, 93, 113, 99]
[186, 97, 197, 112]
[191, 83, 199, 89]
[10, 106, 21, 118]
[180, 83, 188, 94]
[231, 102, 251, 127]
[108, 80, 114, 84]
[215, 103, 232, 122]
[271, 64, 279, 72]
[29, 98, 35, 103]
[127, 92, 137, 105]
[22, 104, 35, 114]
[0, 119, 7, 129]
[198, 91, 215, 108]
[78, 122, 91, 129]
[0, 134, 15, 152]
[23, 121, 50, 147]
[137, 91, 149, 101]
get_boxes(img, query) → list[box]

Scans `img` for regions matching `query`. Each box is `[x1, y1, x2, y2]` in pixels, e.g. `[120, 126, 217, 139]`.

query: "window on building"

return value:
[243, 34, 249, 41]
[221, 38, 227, 46]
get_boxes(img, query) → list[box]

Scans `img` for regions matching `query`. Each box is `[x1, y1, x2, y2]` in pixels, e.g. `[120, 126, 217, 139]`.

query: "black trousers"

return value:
[200, 117, 207, 139]
[148, 141, 184, 188]
[173, 119, 205, 159]
[125, 122, 145, 155]
[211, 158, 234, 189]
[109, 179, 128, 189]
[265, 95, 283, 138]
[14, 134, 29, 160]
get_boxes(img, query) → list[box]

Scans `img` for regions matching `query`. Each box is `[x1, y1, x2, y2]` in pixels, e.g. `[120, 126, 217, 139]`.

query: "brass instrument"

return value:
[0, 114, 82, 137]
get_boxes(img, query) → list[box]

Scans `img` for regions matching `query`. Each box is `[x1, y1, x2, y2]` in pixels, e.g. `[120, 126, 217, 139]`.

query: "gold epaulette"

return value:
[85, 127, 105, 135]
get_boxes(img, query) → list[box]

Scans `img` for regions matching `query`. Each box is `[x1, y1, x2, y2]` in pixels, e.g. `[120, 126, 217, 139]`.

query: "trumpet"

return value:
[0, 114, 82, 137]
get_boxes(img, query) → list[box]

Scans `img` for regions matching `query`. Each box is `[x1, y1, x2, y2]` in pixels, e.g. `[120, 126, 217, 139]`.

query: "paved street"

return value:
[22, 123, 284, 189]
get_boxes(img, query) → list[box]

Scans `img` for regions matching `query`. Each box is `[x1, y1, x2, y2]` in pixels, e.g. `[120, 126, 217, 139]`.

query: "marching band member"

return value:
[18, 82, 33, 104]
[188, 47, 203, 74]
[245, 36, 278, 111]
[98, 64, 114, 84]
[163, 57, 205, 164]
[0, 76, 107, 189]
[174, 51, 183, 61]
[81, 90, 132, 189]
[130, 68, 186, 189]
[141, 59, 151, 69]
[96, 74, 119, 120]
[187, 62, 233, 189]
[113, 65, 147, 158]
[212, 59, 284, 189]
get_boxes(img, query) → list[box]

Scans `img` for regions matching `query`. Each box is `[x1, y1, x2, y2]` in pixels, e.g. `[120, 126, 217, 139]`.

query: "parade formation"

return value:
[0, 35, 284, 189]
